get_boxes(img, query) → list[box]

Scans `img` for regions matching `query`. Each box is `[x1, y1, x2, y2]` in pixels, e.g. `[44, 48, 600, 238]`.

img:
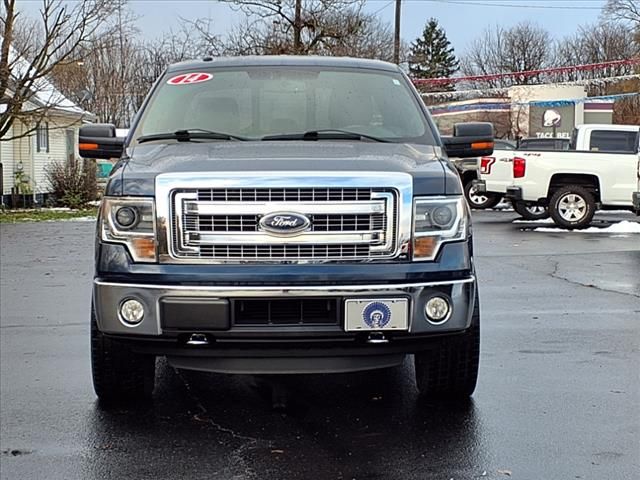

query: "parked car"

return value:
[78, 56, 495, 405]
[476, 124, 640, 228]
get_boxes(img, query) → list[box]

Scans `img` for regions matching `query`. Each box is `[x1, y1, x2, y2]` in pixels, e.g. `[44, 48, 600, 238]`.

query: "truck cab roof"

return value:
[167, 56, 402, 74]
[574, 123, 640, 132]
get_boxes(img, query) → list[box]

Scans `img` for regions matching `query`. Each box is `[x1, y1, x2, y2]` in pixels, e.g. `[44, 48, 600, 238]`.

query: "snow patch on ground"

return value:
[534, 221, 640, 234]
[513, 218, 555, 224]
[596, 210, 633, 215]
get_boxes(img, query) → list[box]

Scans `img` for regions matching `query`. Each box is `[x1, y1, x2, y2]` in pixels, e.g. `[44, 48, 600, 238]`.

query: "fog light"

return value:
[120, 298, 144, 325]
[425, 296, 451, 324]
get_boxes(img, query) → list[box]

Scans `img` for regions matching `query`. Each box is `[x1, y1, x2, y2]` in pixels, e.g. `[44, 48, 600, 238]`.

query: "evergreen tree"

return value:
[409, 19, 459, 90]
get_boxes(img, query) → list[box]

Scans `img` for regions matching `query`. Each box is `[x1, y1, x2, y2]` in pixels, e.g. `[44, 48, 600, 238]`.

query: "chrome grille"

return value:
[170, 187, 398, 262]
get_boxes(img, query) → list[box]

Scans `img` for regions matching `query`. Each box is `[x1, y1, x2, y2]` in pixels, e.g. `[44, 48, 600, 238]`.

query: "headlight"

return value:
[412, 196, 468, 261]
[101, 197, 156, 262]
[114, 206, 138, 229]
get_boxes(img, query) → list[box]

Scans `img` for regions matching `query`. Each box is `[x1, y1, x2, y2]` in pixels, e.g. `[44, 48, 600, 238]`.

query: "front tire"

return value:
[91, 303, 156, 404]
[414, 297, 480, 399]
[464, 182, 502, 210]
[512, 201, 549, 220]
[548, 185, 596, 229]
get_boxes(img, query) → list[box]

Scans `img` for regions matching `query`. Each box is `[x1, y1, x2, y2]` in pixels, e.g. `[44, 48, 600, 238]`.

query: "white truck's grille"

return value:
[170, 187, 397, 262]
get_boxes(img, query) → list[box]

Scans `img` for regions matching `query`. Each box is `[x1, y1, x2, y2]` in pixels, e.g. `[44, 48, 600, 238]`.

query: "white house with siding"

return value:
[1, 48, 94, 206]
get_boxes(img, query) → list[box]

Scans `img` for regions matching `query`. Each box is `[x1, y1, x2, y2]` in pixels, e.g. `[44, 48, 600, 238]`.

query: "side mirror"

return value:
[78, 124, 125, 159]
[442, 122, 494, 158]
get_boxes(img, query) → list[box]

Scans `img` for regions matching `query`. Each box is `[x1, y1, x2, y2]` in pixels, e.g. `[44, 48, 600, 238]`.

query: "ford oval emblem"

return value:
[259, 212, 311, 235]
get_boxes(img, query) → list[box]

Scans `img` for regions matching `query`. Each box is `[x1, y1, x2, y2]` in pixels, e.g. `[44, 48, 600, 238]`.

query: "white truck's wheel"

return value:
[464, 182, 502, 209]
[549, 185, 596, 229]
[512, 201, 549, 220]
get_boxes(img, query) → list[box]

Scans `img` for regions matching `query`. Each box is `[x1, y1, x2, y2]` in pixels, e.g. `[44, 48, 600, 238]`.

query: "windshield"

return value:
[132, 66, 435, 144]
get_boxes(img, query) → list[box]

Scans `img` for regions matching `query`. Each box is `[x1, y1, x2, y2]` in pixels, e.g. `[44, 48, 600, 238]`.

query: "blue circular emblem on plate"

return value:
[362, 302, 392, 329]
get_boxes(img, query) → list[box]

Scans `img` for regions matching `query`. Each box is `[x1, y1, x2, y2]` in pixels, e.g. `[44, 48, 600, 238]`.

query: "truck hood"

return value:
[107, 141, 462, 196]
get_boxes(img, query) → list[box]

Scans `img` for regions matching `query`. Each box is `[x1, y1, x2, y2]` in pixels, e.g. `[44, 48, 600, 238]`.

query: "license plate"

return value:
[344, 298, 409, 331]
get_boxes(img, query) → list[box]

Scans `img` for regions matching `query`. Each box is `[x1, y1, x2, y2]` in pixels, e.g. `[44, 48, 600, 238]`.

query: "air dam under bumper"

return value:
[93, 277, 476, 374]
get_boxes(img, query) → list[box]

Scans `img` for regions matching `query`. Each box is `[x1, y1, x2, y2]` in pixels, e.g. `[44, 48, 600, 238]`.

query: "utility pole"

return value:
[294, 0, 302, 54]
[393, 0, 401, 64]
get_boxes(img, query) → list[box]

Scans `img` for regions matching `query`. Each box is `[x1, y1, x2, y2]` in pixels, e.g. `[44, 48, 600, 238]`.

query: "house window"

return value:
[36, 123, 49, 153]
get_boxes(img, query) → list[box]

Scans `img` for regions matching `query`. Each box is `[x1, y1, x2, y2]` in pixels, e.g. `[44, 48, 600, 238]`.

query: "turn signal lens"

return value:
[131, 237, 157, 260]
[471, 141, 494, 150]
[414, 237, 438, 258]
[79, 143, 99, 151]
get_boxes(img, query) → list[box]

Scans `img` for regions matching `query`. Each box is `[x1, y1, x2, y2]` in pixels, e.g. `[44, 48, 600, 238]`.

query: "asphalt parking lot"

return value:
[1, 210, 639, 480]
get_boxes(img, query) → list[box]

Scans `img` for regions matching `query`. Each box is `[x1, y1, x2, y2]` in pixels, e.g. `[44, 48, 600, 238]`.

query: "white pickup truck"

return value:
[475, 124, 640, 228]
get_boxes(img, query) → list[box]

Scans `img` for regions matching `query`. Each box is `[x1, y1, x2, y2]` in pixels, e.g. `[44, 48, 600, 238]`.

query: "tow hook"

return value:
[186, 333, 210, 346]
[366, 332, 389, 344]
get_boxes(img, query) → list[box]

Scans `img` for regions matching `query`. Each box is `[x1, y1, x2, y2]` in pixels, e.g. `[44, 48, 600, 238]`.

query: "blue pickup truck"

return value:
[78, 56, 494, 405]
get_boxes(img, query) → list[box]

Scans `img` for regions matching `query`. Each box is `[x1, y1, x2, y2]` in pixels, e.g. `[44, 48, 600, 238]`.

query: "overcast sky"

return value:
[20, 0, 608, 56]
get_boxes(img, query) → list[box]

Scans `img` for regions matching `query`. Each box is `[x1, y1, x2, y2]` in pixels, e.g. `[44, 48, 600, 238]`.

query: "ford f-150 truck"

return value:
[476, 124, 640, 228]
[78, 57, 494, 404]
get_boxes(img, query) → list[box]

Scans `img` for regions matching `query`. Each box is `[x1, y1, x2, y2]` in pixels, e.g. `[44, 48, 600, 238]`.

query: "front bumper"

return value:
[94, 277, 476, 336]
[94, 229, 476, 373]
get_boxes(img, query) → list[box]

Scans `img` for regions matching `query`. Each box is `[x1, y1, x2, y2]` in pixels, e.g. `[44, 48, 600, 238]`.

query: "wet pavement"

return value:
[1, 210, 639, 479]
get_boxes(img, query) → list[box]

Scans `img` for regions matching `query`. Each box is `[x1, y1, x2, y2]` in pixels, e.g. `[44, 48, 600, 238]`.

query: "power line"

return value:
[367, 0, 605, 10]
[412, 59, 640, 85]
[372, 0, 395, 15]
[430, 0, 602, 10]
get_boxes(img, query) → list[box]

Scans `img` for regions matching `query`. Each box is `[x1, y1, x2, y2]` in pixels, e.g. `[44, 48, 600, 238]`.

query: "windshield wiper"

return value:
[137, 129, 248, 144]
[261, 129, 391, 143]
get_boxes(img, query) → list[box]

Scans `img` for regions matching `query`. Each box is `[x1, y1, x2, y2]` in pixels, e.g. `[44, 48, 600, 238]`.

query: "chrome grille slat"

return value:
[184, 213, 385, 233]
[197, 188, 377, 202]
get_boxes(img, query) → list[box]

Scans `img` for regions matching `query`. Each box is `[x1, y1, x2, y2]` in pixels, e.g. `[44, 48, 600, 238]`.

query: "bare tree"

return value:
[0, 0, 119, 140]
[218, 0, 396, 58]
[49, 3, 140, 127]
[460, 22, 554, 88]
[308, 11, 398, 60]
[50, 11, 218, 126]
[555, 21, 639, 80]
[604, 0, 640, 24]
[129, 21, 219, 113]
[604, 0, 640, 46]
